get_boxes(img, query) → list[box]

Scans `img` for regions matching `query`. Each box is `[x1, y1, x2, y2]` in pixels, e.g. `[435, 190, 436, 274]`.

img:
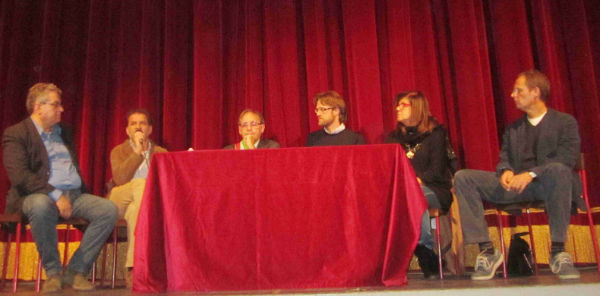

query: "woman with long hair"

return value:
[386, 91, 453, 279]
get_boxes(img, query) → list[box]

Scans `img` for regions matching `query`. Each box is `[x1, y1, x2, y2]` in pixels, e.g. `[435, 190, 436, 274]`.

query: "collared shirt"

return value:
[324, 123, 346, 135]
[31, 118, 82, 201]
[130, 139, 152, 180]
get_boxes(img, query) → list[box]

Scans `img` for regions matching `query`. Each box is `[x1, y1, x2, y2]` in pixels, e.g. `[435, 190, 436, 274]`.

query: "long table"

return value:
[132, 144, 426, 293]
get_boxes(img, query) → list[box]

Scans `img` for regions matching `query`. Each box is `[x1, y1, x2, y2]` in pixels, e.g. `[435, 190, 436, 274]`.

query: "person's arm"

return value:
[499, 169, 514, 191]
[55, 194, 72, 219]
[265, 140, 280, 148]
[531, 113, 580, 175]
[506, 171, 533, 194]
[496, 127, 514, 177]
[418, 129, 448, 184]
[384, 132, 397, 144]
[355, 133, 366, 145]
[110, 143, 144, 186]
[153, 145, 168, 154]
[242, 135, 256, 149]
[505, 114, 580, 195]
[306, 133, 315, 147]
[2, 126, 54, 195]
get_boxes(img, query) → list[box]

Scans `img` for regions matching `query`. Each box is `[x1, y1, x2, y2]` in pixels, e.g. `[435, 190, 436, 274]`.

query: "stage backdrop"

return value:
[1, 0, 600, 216]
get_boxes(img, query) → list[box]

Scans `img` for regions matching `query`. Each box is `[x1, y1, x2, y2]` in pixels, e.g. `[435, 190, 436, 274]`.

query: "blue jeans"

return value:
[22, 189, 118, 276]
[419, 185, 441, 250]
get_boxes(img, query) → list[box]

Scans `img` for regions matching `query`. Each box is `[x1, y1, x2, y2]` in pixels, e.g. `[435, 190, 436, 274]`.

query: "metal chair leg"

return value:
[1, 232, 12, 291]
[434, 215, 443, 279]
[580, 165, 600, 273]
[495, 211, 508, 278]
[35, 257, 42, 292]
[111, 227, 117, 288]
[63, 224, 71, 268]
[100, 244, 108, 287]
[12, 222, 22, 293]
[91, 260, 96, 285]
[525, 208, 539, 274]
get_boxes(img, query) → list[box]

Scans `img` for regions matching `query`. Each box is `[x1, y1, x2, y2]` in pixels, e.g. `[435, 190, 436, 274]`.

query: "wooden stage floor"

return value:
[2, 267, 599, 296]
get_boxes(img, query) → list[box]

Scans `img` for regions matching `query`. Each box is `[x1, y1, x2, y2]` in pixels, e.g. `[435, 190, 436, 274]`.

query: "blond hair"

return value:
[313, 90, 347, 123]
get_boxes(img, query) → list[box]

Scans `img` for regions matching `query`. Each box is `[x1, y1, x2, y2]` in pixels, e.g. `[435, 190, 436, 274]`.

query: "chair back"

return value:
[0, 213, 24, 234]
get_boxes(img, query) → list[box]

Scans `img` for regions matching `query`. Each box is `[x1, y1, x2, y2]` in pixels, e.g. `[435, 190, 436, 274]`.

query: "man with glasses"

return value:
[306, 90, 365, 146]
[454, 69, 583, 280]
[224, 109, 280, 149]
[2, 83, 118, 292]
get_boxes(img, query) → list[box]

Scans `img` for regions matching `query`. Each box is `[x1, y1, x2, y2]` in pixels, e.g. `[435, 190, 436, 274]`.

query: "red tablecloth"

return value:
[132, 144, 426, 293]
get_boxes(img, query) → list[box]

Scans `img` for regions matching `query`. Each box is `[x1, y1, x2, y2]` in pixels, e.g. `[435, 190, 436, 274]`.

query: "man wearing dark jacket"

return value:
[2, 83, 117, 292]
[454, 70, 582, 280]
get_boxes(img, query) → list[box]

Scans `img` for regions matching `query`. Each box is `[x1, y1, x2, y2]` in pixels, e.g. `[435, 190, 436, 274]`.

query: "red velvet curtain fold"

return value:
[1, 0, 599, 213]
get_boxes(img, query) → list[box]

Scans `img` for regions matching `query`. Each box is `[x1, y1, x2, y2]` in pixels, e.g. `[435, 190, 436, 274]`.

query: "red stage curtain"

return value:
[1, 0, 600, 219]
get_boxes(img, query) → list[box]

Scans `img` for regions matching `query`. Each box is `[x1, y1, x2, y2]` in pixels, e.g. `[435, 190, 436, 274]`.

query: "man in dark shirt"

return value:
[306, 91, 365, 146]
[2, 83, 118, 292]
[454, 70, 582, 280]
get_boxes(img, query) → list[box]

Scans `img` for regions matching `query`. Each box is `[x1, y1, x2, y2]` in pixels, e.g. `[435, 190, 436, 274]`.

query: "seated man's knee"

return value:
[106, 200, 119, 222]
[22, 194, 56, 216]
[94, 197, 119, 223]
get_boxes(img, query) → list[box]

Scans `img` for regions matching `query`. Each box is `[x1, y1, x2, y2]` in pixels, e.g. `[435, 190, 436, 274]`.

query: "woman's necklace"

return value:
[404, 143, 421, 159]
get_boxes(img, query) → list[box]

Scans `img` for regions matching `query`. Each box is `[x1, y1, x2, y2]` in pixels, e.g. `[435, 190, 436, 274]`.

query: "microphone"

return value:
[134, 129, 144, 145]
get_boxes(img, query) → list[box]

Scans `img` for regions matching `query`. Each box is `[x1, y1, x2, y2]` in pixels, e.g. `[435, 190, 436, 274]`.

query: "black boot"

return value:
[414, 244, 440, 279]
[426, 246, 441, 279]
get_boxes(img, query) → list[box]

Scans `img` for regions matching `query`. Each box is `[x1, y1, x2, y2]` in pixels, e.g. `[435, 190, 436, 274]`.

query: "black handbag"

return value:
[507, 232, 534, 276]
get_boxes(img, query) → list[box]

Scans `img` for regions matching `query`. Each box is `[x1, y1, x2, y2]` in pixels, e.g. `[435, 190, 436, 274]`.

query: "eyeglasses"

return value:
[41, 101, 63, 108]
[239, 122, 263, 128]
[314, 107, 334, 113]
[397, 102, 411, 109]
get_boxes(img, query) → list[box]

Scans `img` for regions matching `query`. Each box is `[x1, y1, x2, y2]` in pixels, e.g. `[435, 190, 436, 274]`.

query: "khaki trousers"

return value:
[109, 178, 146, 268]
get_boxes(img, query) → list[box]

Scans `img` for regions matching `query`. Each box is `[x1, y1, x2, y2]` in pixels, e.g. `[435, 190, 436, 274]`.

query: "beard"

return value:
[318, 118, 329, 127]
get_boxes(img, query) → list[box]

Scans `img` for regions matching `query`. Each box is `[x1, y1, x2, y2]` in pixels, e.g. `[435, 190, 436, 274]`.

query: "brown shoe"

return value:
[125, 268, 133, 289]
[72, 273, 95, 291]
[42, 275, 62, 293]
[63, 270, 95, 291]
